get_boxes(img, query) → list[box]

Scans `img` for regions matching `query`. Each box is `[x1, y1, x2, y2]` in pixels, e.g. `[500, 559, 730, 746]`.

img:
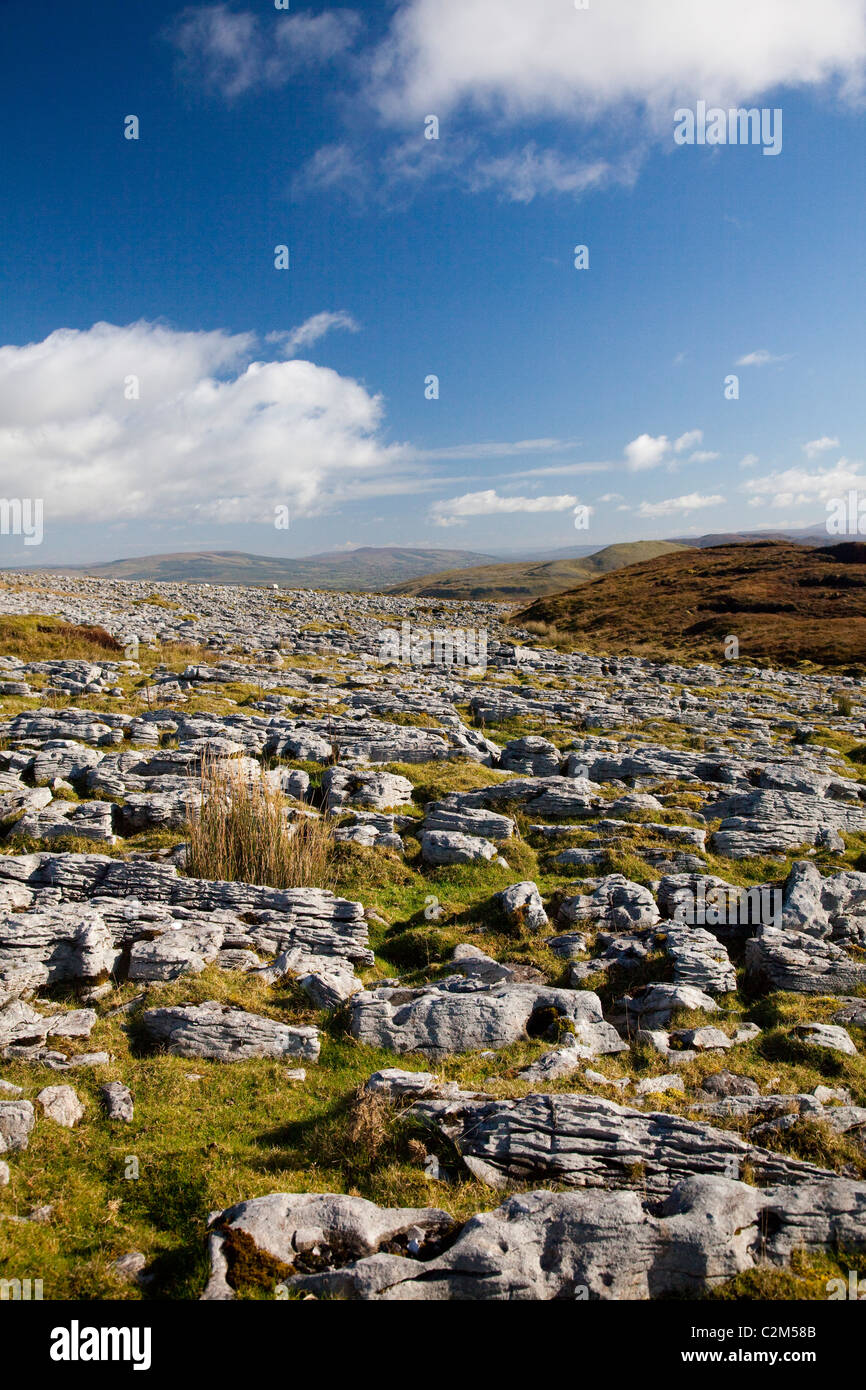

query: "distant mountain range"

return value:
[389, 540, 688, 601]
[3, 523, 835, 593]
[10, 547, 499, 590]
[673, 525, 835, 549]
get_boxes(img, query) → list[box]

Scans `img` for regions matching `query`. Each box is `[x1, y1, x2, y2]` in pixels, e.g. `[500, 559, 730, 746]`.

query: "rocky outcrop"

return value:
[349, 979, 613, 1055]
[140, 1002, 320, 1062]
[411, 1091, 844, 1193]
[203, 1174, 866, 1301]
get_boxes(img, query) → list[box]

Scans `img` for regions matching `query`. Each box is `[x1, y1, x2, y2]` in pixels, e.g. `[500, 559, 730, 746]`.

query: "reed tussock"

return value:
[185, 755, 334, 888]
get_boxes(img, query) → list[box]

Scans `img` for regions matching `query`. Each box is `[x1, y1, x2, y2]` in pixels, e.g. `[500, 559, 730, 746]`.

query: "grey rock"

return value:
[412, 1091, 843, 1193]
[0, 1099, 35, 1151]
[37, 1084, 84, 1127]
[100, 1080, 134, 1122]
[663, 927, 736, 995]
[141, 1001, 320, 1062]
[791, 1023, 858, 1056]
[202, 1192, 456, 1300]
[497, 881, 548, 933]
[419, 830, 497, 866]
[349, 979, 610, 1055]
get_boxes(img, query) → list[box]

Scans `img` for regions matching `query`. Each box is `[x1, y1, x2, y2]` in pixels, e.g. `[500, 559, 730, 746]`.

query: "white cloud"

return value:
[637, 492, 726, 518]
[431, 489, 579, 526]
[741, 460, 866, 508]
[466, 144, 631, 203]
[0, 321, 405, 525]
[510, 461, 610, 478]
[625, 433, 671, 472]
[674, 429, 703, 454]
[269, 311, 360, 357]
[688, 450, 721, 464]
[736, 349, 791, 366]
[369, 0, 866, 123]
[168, 4, 361, 99]
[411, 438, 578, 463]
[739, 453, 760, 469]
[803, 435, 841, 457]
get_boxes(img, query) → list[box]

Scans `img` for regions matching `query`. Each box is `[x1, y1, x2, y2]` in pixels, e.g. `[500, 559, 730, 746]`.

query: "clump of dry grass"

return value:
[184, 755, 334, 888]
[0, 614, 122, 660]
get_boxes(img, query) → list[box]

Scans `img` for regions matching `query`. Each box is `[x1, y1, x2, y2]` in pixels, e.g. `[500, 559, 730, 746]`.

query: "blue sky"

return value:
[0, 0, 865, 564]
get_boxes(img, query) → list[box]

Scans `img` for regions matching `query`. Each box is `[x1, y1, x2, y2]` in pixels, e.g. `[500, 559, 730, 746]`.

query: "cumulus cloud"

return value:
[0, 321, 404, 525]
[368, 0, 866, 123]
[430, 489, 579, 527]
[168, 4, 361, 99]
[637, 492, 726, 518]
[740, 460, 866, 509]
[803, 435, 841, 457]
[625, 433, 671, 472]
[674, 429, 703, 454]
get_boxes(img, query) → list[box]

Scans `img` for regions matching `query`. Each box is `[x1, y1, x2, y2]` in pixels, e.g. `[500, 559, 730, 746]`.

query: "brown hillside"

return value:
[389, 540, 687, 601]
[513, 541, 866, 668]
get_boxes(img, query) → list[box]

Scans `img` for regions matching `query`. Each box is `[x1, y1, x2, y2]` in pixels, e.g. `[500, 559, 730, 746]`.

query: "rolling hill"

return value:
[10, 547, 500, 590]
[514, 541, 866, 668]
[389, 540, 689, 601]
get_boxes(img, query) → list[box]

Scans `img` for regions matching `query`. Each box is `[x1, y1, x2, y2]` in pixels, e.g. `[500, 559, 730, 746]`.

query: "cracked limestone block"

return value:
[36, 1084, 85, 1128]
[421, 801, 515, 842]
[200, 1171, 866, 1302]
[296, 966, 361, 1011]
[323, 766, 414, 813]
[745, 927, 866, 995]
[0, 1099, 35, 1151]
[265, 729, 333, 763]
[497, 881, 549, 933]
[0, 907, 117, 1005]
[611, 981, 720, 1032]
[0, 785, 54, 828]
[115, 790, 198, 834]
[452, 944, 514, 985]
[498, 736, 562, 777]
[15, 799, 117, 847]
[141, 1001, 320, 1062]
[201, 1193, 457, 1300]
[127, 922, 225, 982]
[558, 875, 660, 933]
[663, 927, 736, 994]
[791, 1023, 858, 1056]
[419, 830, 498, 866]
[708, 789, 866, 858]
[411, 1091, 843, 1194]
[100, 1081, 134, 1122]
[349, 979, 612, 1055]
[28, 741, 106, 785]
[517, 1027, 629, 1082]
